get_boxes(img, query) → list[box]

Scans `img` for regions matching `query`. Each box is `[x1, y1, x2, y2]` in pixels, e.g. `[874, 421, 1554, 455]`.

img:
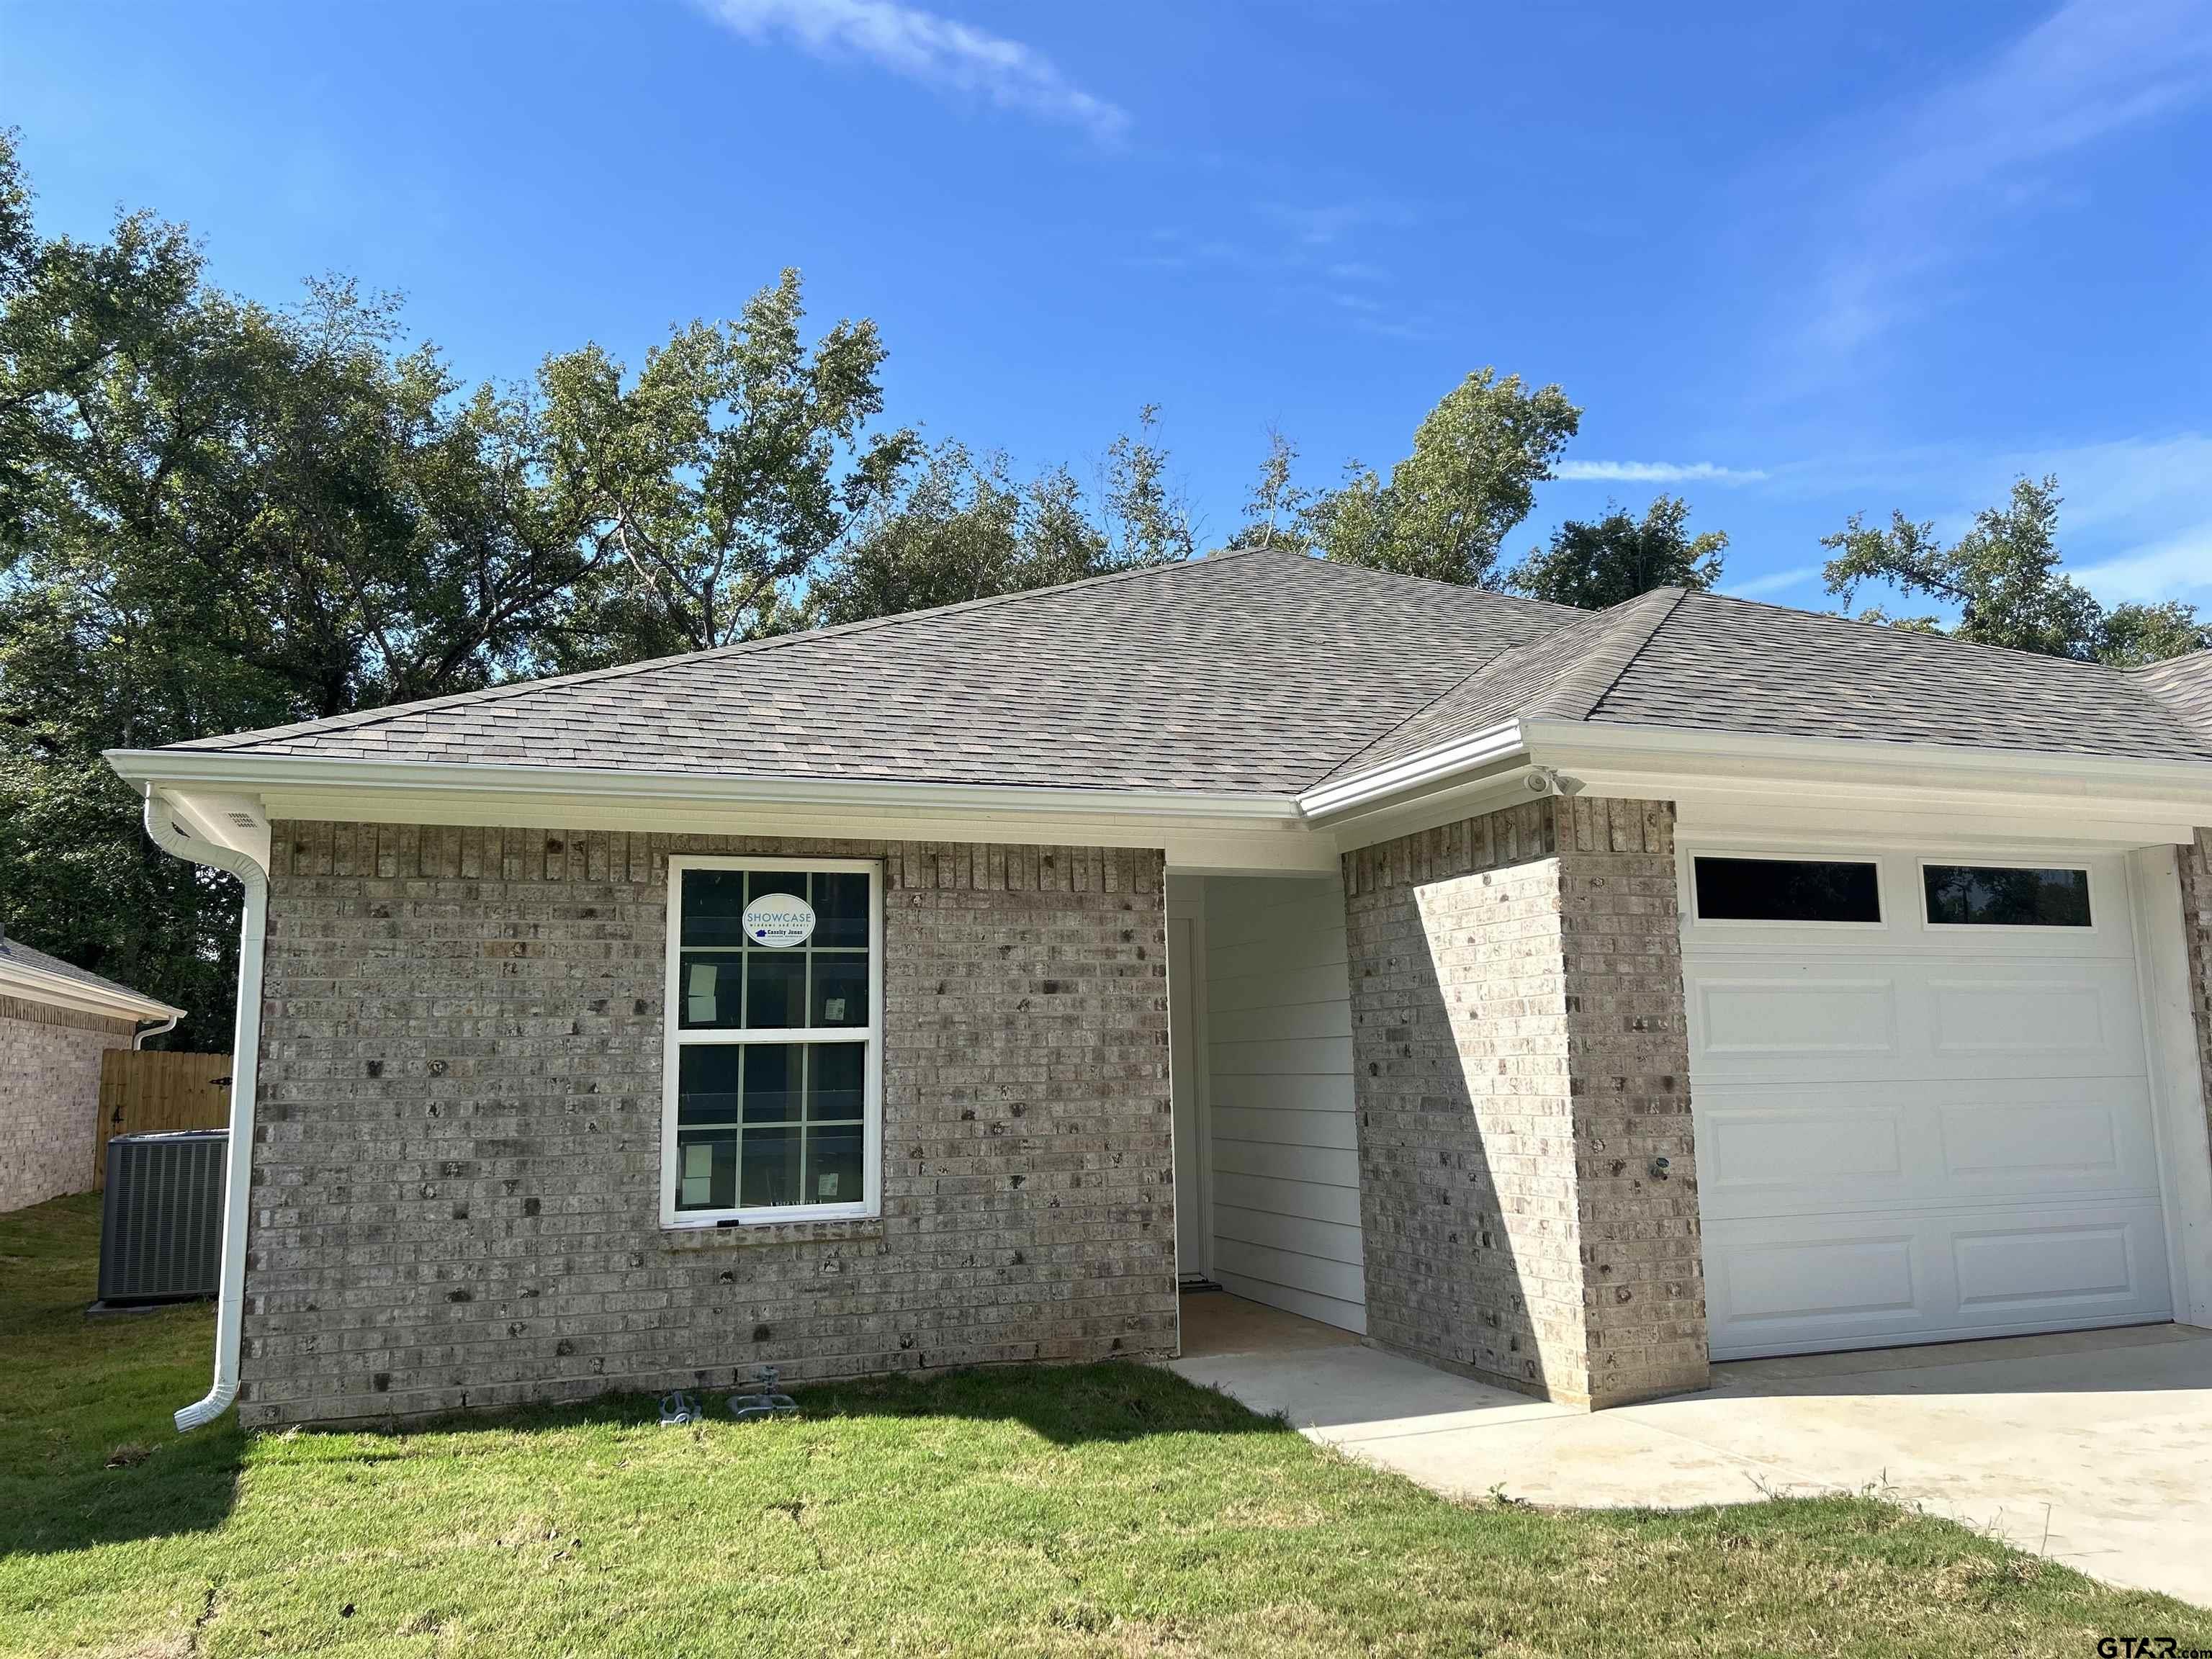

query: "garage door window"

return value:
[1693, 857, 1881, 924]
[1923, 864, 2091, 928]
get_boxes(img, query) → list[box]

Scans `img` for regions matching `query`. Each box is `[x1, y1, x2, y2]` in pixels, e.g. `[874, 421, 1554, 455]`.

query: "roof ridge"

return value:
[1573, 587, 1691, 722]
[186, 551, 1269, 755]
[1308, 644, 1520, 783]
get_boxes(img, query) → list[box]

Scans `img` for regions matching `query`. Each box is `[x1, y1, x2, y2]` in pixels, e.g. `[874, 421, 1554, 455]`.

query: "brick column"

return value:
[2180, 830, 2212, 1170]
[1343, 796, 1706, 1408]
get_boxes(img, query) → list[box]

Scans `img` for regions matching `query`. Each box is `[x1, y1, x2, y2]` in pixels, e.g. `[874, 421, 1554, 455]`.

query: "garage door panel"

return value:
[1694, 974, 1898, 1058]
[1699, 1077, 2162, 1218]
[1927, 968, 2126, 1064]
[1949, 1217, 2149, 1315]
[1686, 846, 2172, 1359]
[1701, 1101, 1906, 1195]
[1694, 958, 2145, 1082]
[1718, 1228, 1920, 1324]
[1708, 1202, 2172, 1358]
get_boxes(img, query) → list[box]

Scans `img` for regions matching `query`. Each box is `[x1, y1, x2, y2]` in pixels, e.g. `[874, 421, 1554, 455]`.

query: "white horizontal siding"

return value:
[1202, 873, 1364, 1334]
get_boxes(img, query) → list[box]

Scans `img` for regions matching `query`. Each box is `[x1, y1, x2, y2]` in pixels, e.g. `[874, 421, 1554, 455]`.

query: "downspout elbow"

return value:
[132, 1012, 181, 1052]
[140, 786, 269, 1434]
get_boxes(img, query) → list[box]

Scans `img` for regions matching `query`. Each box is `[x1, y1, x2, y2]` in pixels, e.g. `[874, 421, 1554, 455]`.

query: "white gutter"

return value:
[140, 786, 269, 1433]
[1296, 720, 1527, 819]
[0, 956, 185, 1025]
[104, 750, 1308, 824]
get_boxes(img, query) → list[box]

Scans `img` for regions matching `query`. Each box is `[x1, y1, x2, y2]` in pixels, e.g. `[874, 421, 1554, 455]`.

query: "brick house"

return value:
[0, 932, 184, 1213]
[107, 549, 2212, 1429]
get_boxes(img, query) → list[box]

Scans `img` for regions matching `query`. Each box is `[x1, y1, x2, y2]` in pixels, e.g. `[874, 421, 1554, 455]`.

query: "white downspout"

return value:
[140, 786, 268, 1432]
[132, 1012, 180, 1051]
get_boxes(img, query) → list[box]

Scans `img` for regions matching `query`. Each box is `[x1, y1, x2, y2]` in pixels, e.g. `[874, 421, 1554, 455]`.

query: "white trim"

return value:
[1914, 856, 2100, 935]
[106, 749, 1303, 824]
[1528, 719, 2212, 842]
[2127, 845, 2212, 1327]
[1527, 718, 2212, 798]
[659, 855, 884, 1231]
[1295, 720, 1526, 818]
[1165, 901, 1213, 1290]
[0, 956, 184, 1024]
[1683, 848, 1889, 932]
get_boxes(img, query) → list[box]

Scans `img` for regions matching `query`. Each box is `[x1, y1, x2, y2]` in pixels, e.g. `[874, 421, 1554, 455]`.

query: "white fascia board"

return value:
[1295, 721, 1527, 819]
[105, 750, 1337, 873]
[0, 958, 184, 1024]
[104, 750, 1305, 826]
[1526, 719, 2212, 837]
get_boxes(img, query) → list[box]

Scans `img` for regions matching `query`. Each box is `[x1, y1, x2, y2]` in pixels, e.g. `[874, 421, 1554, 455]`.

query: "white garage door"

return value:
[1684, 847, 2174, 1360]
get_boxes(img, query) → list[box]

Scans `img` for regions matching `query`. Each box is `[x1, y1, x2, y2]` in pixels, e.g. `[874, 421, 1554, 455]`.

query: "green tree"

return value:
[1308, 368, 1581, 585]
[1232, 426, 1313, 553]
[1098, 403, 1195, 568]
[1506, 494, 1727, 608]
[1820, 475, 2206, 665]
[521, 271, 915, 668]
[809, 412, 1192, 627]
[809, 441, 1090, 624]
[0, 140, 586, 1039]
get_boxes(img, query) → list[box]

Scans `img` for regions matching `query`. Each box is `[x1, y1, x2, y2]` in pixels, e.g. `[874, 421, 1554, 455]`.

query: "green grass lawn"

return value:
[1, 1192, 2202, 1658]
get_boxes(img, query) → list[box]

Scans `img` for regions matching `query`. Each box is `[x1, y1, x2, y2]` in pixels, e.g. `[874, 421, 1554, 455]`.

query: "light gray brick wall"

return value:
[0, 994, 135, 1213]
[242, 822, 1175, 1426]
[2181, 831, 2212, 1168]
[1342, 796, 1707, 1409]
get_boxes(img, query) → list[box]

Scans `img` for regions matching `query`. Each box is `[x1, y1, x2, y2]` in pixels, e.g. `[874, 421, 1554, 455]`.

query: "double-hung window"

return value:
[661, 855, 882, 1227]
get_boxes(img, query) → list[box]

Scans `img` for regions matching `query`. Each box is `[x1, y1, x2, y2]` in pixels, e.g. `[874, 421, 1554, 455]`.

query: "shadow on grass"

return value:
[268, 1357, 1295, 1453]
[0, 1419, 246, 1557]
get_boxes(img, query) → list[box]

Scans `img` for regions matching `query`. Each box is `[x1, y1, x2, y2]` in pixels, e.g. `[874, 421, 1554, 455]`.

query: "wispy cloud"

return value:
[1723, 564, 1825, 601]
[1554, 461, 1768, 485]
[2074, 526, 2212, 601]
[1807, 0, 2212, 356]
[696, 0, 1128, 141]
[1259, 199, 1419, 247]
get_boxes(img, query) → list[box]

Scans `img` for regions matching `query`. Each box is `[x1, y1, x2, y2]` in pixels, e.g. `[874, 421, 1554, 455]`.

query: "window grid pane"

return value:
[1923, 865, 2092, 927]
[1694, 857, 1882, 924]
[675, 861, 874, 1218]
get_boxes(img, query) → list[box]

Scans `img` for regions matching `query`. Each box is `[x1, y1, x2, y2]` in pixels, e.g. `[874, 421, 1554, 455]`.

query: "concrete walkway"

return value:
[1168, 1296, 2212, 1606]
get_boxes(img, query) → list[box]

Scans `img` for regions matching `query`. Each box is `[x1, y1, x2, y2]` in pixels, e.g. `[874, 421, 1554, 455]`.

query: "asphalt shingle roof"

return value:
[176, 550, 1574, 794]
[163, 549, 2212, 794]
[1591, 590, 2212, 764]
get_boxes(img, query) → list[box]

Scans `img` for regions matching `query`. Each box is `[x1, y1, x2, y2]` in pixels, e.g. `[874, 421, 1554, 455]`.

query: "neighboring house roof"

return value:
[149, 547, 2212, 797]
[0, 932, 184, 1024]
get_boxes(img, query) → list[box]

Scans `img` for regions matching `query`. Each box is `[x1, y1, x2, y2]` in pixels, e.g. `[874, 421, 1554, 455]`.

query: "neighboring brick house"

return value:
[0, 932, 184, 1213]
[109, 548, 2212, 1429]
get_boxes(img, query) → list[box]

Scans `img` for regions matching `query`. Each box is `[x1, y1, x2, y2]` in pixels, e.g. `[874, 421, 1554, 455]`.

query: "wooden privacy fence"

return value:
[94, 1050, 233, 1187]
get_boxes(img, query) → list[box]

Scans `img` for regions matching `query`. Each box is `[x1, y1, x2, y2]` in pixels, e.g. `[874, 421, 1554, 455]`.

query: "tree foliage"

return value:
[1232, 426, 1313, 553]
[1821, 475, 2207, 666]
[1308, 369, 1580, 585]
[1506, 494, 1726, 608]
[0, 131, 1192, 1038]
[809, 426, 1187, 628]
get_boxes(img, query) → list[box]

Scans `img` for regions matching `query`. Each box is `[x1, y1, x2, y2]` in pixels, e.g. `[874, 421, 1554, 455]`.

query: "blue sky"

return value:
[6, 0, 2210, 610]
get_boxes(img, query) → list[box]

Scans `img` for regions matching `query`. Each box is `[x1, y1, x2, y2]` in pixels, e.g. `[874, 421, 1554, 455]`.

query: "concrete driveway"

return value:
[1169, 1298, 2212, 1606]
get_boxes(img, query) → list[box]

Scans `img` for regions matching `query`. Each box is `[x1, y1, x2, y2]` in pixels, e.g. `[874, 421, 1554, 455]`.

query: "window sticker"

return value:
[742, 891, 816, 948]
[685, 961, 719, 1025]
[818, 1172, 839, 1197]
[681, 1143, 714, 1208]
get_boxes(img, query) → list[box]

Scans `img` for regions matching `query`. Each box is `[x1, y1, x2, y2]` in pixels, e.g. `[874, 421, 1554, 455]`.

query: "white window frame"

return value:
[1683, 848, 1889, 932]
[1914, 856, 2100, 934]
[660, 854, 884, 1229]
